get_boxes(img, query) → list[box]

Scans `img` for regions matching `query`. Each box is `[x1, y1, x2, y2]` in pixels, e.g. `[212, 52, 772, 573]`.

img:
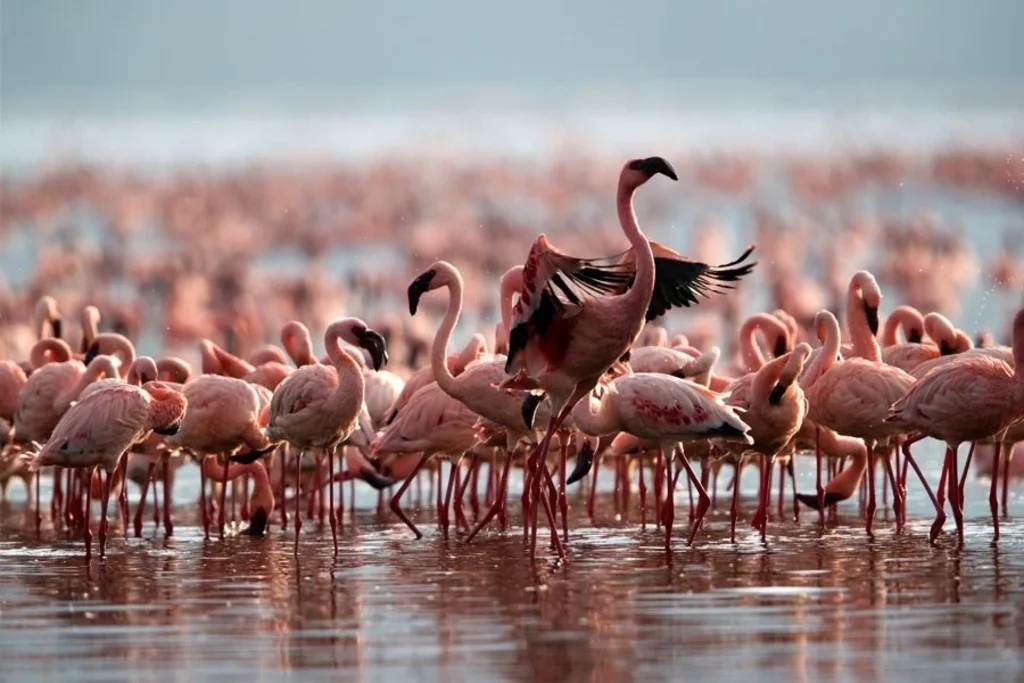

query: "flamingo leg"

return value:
[294, 450, 303, 555]
[84, 466, 96, 560]
[240, 472, 249, 522]
[815, 425, 825, 530]
[788, 458, 799, 523]
[63, 468, 75, 529]
[162, 458, 174, 537]
[469, 453, 482, 519]
[936, 453, 949, 509]
[558, 437, 569, 545]
[587, 452, 601, 521]
[750, 456, 768, 534]
[638, 456, 647, 530]
[760, 456, 774, 543]
[99, 467, 115, 558]
[134, 462, 155, 537]
[440, 457, 463, 540]
[199, 459, 210, 539]
[653, 447, 664, 529]
[776, 458, 786, 520]
[673, 447, 709, 546]
[957, 442, 975, 505]
[662, 449, 675, 550]
[730, 459, 741, 543]
[219, 457, 229, 537]
[35, 470, 41, 533]
[990, 441, 1001, 543]
[948, 445, 964, 547]
[151, 461, 161, 531]
[279, 447, 288, 530]
[1001, 442, 1011, 519]
[51, 468, 62, 527]
[465, 448, 514, 542]
[390, 454, 429, 539]
[337, 455, 344, 531]
[316, 453, 325, 524]
[901, 436, 945, 543]
[711, 464, 719, 511]
[328, 447, 337, 555]
[882, 454, 903, 533]
[865, 445, 876, 537]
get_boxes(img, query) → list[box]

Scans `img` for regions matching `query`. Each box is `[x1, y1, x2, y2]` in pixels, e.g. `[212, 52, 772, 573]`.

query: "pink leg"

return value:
[51, 468, 62, 526]
[882, 455, 903, 533]
[902, 437, 945, 543]
[730, 460, 741, 543]
[390, 454, 429, 539]
[815, 426, 825, 530]
[638, 457, 647, 530]
[750, 456, 768, 533]
[662, 451, 675, 550]
[328, 448, 338, 555]
[558, 438, 569, 544]
[937, 454, 949, 509]
[653, 447, 664, 529]
[711, 466, 719, 511]
[84, 467, 95, 560]
[440, 458, 462, 539]
[240, 472, 249, 522]
[469, 453, 482, 518]
[776, 458, 786, 520]
[294, 450, 303, 555]
[865, 444, 876, 537]
[219, 458, 229, 537]
[99, 468, 114, 557]
[466, 449, 514, 542]
[151, 462, 161, 531]
[35, 470, 41, 533]
[676, 449, 710, 546]
[789, 459, 799, 523]
[587, 453, 600, 521]
[948, 445, 964, 547]
[134, 462, 155, 537]
[162, 458, 174, 537]
[279, 448, 288, 530]
[337, 459, 345, 531]
[1001, 444, 1011, 519]
[990, 441, 1001, 543]
[199, 461, 210, 539]
[957, 442, 975, 505]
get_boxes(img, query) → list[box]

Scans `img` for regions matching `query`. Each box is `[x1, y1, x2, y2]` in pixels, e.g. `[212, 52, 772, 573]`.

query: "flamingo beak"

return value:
[51, 318, 63, 339]
[773, 337, 790, 358]
[407, 269, 437, 316]
[566, 439, 596, 486]
[768, 383, 788, 406]
[85, 341, 101, 364]
[638, 156, 678, 181]
[357, 328, 389, 371]
[521, 392, 544, 430]
[864, 304, 880, 336]
[153, 421, 181, 436]
[244, 508, 269, 536]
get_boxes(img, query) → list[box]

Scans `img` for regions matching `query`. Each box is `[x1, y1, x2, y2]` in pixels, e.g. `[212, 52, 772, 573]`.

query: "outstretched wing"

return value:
[646, 243, 757, 320]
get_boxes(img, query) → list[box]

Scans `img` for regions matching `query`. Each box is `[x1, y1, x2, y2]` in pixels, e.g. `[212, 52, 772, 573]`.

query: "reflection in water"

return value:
[0, 457, 1023, 682]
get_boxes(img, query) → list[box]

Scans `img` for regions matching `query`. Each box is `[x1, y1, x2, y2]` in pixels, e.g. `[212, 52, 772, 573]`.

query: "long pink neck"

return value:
[30, 339, 72, 369]
[819, 313, 843, 375]
[325, 328, 365, 420]
[616, 181, 655, 312]
[57, 356, 120, 407]
[738, 313, 786, 371]
[846, 285, 881, 362]
[499, 266, 523, 338]
[881, 306, 924, 346]
[430, 265, 464, 399]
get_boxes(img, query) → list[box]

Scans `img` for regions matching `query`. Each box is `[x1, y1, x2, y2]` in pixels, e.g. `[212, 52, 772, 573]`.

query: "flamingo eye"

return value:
[60, 441, 69, 451]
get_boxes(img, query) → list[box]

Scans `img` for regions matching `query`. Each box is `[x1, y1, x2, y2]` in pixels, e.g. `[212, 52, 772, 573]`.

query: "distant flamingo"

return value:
[505, 157, 755, 554]
[570, 372, 752, 547]
[25, 381, 186, 557]
[265, 317, 389, 553]
[886, 307, 1024, 545]
[881, 311, 960, 372]
[735, 312, 792, 373]
[384, 333, 487, 426]
[200, 456, 275, 536]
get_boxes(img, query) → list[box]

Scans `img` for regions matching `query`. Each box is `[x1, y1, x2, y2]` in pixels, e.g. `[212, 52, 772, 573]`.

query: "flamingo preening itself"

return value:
[500, 156, 757, 554]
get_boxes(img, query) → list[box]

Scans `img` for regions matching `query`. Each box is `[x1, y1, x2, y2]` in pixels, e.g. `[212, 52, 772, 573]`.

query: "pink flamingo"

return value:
[886, 307, 1024, 545]
[200, 456, 275, 536]
[724, 343, 811, 542]
[570, 372, 752, 547]
[372, 381, 482, 540]
[265, 317, 389, 554]
[803, 309, 915, 536]
[25, 381, 186, 557]
[504, 157, 755, 554]
[165, 373, 274, 537]
[406, 260, 557, 541]
[734, 312, 792, 373]
[881, 311, 960, 372]
[880, 305, 926, 347]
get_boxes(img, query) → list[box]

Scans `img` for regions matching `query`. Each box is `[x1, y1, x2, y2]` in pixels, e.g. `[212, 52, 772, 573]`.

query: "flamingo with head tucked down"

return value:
[504, 156, 756, 554]
[887, 307, 1024, 545]
[25, 381, 187, 558]
[264, 317, 389, 554]
[570, 372, 753, 548]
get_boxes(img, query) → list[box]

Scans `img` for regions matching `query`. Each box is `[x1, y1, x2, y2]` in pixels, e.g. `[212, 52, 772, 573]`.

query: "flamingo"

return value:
[200, 456, 275, 536]
[264, 317, 389, 554]
[803, 309, 915, 536]
[723, 343, 811, 542]
[886, 306, 1024, 545]
[504, 156, 756, 554]
[570, 372, 753, 547]
[881, 311, 961, 373]
[24, 381, 187, 557]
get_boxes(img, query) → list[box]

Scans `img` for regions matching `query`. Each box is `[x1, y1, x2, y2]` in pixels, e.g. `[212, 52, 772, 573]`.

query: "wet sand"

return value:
[0, 446, 1021, 682]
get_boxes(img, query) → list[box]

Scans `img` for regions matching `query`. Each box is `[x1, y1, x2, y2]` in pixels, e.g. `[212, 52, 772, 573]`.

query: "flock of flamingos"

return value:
[1, 155, 1022, 562]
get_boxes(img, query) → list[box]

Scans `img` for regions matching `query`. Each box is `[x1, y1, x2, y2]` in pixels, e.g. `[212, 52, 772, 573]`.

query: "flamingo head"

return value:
[407, 268, 438, 316]
[84, 341, 101, 365]
[354, 325, 389, 372]
[622, 157, 678, 189]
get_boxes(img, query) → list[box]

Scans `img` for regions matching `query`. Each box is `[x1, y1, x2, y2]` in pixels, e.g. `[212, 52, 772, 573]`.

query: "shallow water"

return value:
[1, 446, 1023, 682]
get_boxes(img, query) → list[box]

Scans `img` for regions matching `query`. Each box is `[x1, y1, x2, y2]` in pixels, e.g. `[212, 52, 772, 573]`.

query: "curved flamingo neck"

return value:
[616, 179, 655, 311]
[282, 322, 316, 366]
[57, 356, 120, 408]
[882, 306, 924, 346]
[430, 264, 464, 398]
[324, 324, 365, 415]
[923, 313, 957, 353]
[846, 285, 881, 362]
[570, 390, 621, 437]
[499, 265, 523, 339]
[80, 306, 101, 351]
[819, 312, 843, 375]
[30, 339, 72, 369]
[738, 313, 787, 371]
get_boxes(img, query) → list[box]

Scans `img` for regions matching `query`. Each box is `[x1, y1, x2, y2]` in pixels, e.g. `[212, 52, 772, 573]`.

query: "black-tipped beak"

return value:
[795, 491, 844, 511]
[908, 330, 924, 344]
[52, 318, 63, 339]
[768, 383, 788, 406]
[85, 341, 101, 365]
[638, 156, 678, 181]
[229, 445, 275, 465]
[153, 422, 181, 436]
[773, 337, 790, 358]
[360, 468, 396, 490]
[407, 269, 436, 316]
[864, 304, 879, 336]
[243, 508, 269, 536]
[670, 368, 687, 379]
[566, 440, 596, 486]
[521, 392, 544, 430]
[357, 328, 389, 371]
[939, 341, 955, 355]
